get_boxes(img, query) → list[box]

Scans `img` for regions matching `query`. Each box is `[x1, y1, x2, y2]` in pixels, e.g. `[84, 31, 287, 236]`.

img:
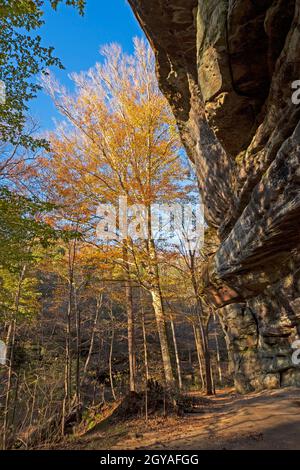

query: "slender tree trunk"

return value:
[10, 372, 20, 444]
[190, 262, 214, 396]
[197, 302, 214, 395]
[101, 384, 106, 404]
[2, 263, 26, 450]
[74, 285, 81, 416]
[108, 302, 117, 401]
[193, 323, 204, 390]
[150, 286, 174, 387]
[62, 288, 72, 436]
[62, 237, 78, 435]
[2, 319, 16, 450]
[123, 243, 136, 392]
[109, 326, 116, 401]
[82, 293, 103, 382]
[213, 312, 223, 385]
[170, 315, 182, 390]
[140, 293, 149, 382]
[146, 208, 174, 388]
[140, 289, 149, 422]
[126, 282, 136, 392]
[29, 378, 38, 428]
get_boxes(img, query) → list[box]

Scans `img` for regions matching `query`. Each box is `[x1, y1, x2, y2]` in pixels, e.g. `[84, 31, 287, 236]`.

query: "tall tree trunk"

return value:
[109, 326, 116, 401]
[140, 289, 149, 382]
[62, 239, 77, 435]
[108, 302, 117, 401]
[74, 285, 81, 417]
[149, 285, 174, 387]
[189, 259, 214, 396]
[10, 372, 20, 444]
[192, 323, 204, 390]
[82, 293, 103, 382]
[2, 318, 16, 450]
[29, 377, 38, 428]
[62, 294, 72, 436]
[197, 301, 214, 395]
[146, 207, 174, 388]
[123, 243, 136, 392]
[140, 289, 149, 421]
[2, 263, 26, 450]
[170, 315, 182, 390]
[213, 312, 223, 385]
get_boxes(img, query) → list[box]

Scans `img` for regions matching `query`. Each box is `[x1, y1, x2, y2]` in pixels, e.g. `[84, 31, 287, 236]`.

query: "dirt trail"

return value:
[63, 387, 300, 450]
[113, 388, 300, 450]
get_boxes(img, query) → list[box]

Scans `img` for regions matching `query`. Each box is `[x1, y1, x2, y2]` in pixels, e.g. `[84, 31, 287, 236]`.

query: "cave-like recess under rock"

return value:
[128, 0, 300, 393]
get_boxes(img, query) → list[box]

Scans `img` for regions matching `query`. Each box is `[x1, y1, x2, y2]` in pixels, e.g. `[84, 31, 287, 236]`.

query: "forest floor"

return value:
[58, 387, 300, 450]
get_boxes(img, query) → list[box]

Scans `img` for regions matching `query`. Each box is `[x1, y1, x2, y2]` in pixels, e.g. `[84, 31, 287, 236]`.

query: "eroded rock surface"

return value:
[129, 0, 300, 392]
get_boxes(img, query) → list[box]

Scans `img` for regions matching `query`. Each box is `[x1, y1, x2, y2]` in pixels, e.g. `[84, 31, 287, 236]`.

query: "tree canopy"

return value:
[0, 0, 85, 149]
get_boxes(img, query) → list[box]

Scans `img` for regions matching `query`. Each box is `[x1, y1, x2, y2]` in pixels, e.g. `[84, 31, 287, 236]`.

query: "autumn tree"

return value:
[41, 38, 193, 389]
[0, 0, 85, 149]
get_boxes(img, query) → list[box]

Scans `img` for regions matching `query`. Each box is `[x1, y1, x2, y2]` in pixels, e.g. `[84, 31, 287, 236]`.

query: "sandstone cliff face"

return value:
[129, 0, 300, 392]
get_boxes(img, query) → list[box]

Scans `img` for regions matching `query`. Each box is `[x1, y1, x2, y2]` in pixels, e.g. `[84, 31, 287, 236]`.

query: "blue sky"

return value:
[30, 0, 144, 131]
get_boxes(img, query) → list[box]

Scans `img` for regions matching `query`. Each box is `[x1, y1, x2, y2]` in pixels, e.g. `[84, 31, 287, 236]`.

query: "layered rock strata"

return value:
[128, 0, 300, 392]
